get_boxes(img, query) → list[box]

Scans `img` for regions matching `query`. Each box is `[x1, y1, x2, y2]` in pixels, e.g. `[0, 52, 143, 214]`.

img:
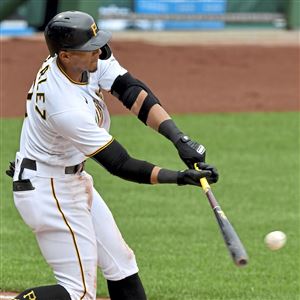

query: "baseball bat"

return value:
[195, 164, 248, 267]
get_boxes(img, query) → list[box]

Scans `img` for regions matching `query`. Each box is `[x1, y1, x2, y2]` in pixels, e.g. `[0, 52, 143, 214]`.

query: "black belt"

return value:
[18, 158, 84, 180]
[65, 164, 84, 174]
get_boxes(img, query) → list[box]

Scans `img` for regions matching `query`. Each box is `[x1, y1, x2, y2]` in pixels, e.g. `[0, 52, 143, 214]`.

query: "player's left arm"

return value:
[110, 72, 206, 168]
[91, 138, 218, 186]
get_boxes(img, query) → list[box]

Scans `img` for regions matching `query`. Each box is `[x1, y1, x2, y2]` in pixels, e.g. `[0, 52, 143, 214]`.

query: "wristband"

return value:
[157, 169, 180, 184]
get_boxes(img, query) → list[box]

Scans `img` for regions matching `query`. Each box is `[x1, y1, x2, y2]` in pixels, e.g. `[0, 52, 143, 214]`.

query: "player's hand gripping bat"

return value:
[194, 164, 248, 267]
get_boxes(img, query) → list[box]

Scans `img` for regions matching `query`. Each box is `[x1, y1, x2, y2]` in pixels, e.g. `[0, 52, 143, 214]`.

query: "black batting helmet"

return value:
[44, 11, 112, 60]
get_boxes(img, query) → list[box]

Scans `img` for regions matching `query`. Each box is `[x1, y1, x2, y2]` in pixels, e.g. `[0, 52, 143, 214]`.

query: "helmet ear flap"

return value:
[99, 44, 112, 60]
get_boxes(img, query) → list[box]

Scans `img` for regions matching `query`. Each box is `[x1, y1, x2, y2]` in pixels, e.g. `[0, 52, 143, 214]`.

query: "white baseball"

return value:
[264, 231, 287, 250]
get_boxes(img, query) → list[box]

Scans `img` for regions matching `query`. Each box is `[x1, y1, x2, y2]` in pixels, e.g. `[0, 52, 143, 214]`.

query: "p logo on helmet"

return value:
[91, 23, 98, 36]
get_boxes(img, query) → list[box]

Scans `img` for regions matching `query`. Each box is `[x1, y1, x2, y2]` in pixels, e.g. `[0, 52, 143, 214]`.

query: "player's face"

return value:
[67, 49, 100, 73]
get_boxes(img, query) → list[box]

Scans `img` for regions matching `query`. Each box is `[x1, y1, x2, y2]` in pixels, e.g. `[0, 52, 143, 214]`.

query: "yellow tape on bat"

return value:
[194, 163, 210, 193]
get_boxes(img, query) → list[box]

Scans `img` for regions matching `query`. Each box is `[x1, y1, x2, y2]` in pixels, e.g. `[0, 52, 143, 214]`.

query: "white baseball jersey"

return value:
[20, 54, 127, 166]
[13, 55, 139, 300]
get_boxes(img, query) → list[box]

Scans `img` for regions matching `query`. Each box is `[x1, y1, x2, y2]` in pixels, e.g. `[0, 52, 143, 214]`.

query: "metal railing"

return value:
[98, 12, 286, 24]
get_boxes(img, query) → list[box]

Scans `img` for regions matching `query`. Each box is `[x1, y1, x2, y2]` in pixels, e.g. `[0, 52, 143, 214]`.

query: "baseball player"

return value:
[7, 11, 218, 300]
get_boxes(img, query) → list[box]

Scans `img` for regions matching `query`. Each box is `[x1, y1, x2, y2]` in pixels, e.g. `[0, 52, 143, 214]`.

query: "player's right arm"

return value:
[49, 109, 217, 186]
[99, 57, 207, 169]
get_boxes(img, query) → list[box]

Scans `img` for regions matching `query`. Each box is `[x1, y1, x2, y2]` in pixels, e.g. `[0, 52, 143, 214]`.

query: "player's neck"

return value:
[57, 59, 84, 83]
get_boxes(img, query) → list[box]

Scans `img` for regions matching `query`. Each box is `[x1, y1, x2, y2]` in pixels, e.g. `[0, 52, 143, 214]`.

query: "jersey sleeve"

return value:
[98, 54, 127, 91]
[49, 109, 113, 157]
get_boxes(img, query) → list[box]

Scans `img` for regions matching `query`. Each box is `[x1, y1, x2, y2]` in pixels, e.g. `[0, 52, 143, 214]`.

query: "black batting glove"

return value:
[194, 162, 219, 184]
[158, 120, 206, 168]
[177, 162, 219, 186]
[175, 135, 206, 168]
[6, 161, 15, 178]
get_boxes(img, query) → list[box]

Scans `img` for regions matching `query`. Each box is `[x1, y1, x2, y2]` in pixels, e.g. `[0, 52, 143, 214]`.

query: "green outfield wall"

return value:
[286, 0, 300, 30]
[226, 0, 287, 13]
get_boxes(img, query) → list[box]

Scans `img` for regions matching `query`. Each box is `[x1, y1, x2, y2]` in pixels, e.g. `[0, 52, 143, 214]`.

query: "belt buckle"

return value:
[76, 162, 85, 174]
[65, 162, 84, 174]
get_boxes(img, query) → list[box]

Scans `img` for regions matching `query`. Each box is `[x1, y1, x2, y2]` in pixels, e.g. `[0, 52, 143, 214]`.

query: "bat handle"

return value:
[194, 163, 211, 193]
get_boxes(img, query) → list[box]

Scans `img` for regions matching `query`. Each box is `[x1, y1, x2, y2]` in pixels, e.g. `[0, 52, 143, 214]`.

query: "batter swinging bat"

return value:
[194, 164, 248, 267]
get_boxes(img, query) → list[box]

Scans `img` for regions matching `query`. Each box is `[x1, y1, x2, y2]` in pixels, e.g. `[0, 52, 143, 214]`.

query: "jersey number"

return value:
[35, 93, 46, 120]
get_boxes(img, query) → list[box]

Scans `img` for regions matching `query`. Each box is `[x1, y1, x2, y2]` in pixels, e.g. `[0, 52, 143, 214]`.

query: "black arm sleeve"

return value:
[158, 119, 183, 144]
[92, 139, 155, 184]
[111, 72, 161, 124]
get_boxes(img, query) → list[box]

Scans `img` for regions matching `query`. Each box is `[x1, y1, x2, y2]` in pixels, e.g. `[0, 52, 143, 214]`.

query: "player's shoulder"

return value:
[92, 54, 127, 91]
[37, 57, 86, 115]
[96, 54, 122, 75]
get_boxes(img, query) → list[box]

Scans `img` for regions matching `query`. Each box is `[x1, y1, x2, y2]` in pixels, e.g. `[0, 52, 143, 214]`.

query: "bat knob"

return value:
[236, 258, 248, 267]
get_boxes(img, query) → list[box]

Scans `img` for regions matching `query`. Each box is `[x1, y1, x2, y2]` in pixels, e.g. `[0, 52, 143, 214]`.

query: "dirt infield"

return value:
[1, 31, 299, 118]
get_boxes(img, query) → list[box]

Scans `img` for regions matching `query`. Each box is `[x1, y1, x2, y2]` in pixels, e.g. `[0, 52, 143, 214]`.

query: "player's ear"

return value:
[58, 50, 71, 63]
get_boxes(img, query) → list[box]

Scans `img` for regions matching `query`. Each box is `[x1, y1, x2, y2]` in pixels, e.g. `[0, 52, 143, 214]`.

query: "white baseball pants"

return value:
[13, 155, 138, 300]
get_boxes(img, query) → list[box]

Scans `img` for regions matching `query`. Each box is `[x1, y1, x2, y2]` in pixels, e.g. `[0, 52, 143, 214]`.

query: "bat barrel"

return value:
[195, 164, 249, 268]
[214, 207, 249, 268]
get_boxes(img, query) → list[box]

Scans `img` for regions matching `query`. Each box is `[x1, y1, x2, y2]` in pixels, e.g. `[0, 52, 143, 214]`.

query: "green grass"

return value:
[0, 112, 299, 299]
